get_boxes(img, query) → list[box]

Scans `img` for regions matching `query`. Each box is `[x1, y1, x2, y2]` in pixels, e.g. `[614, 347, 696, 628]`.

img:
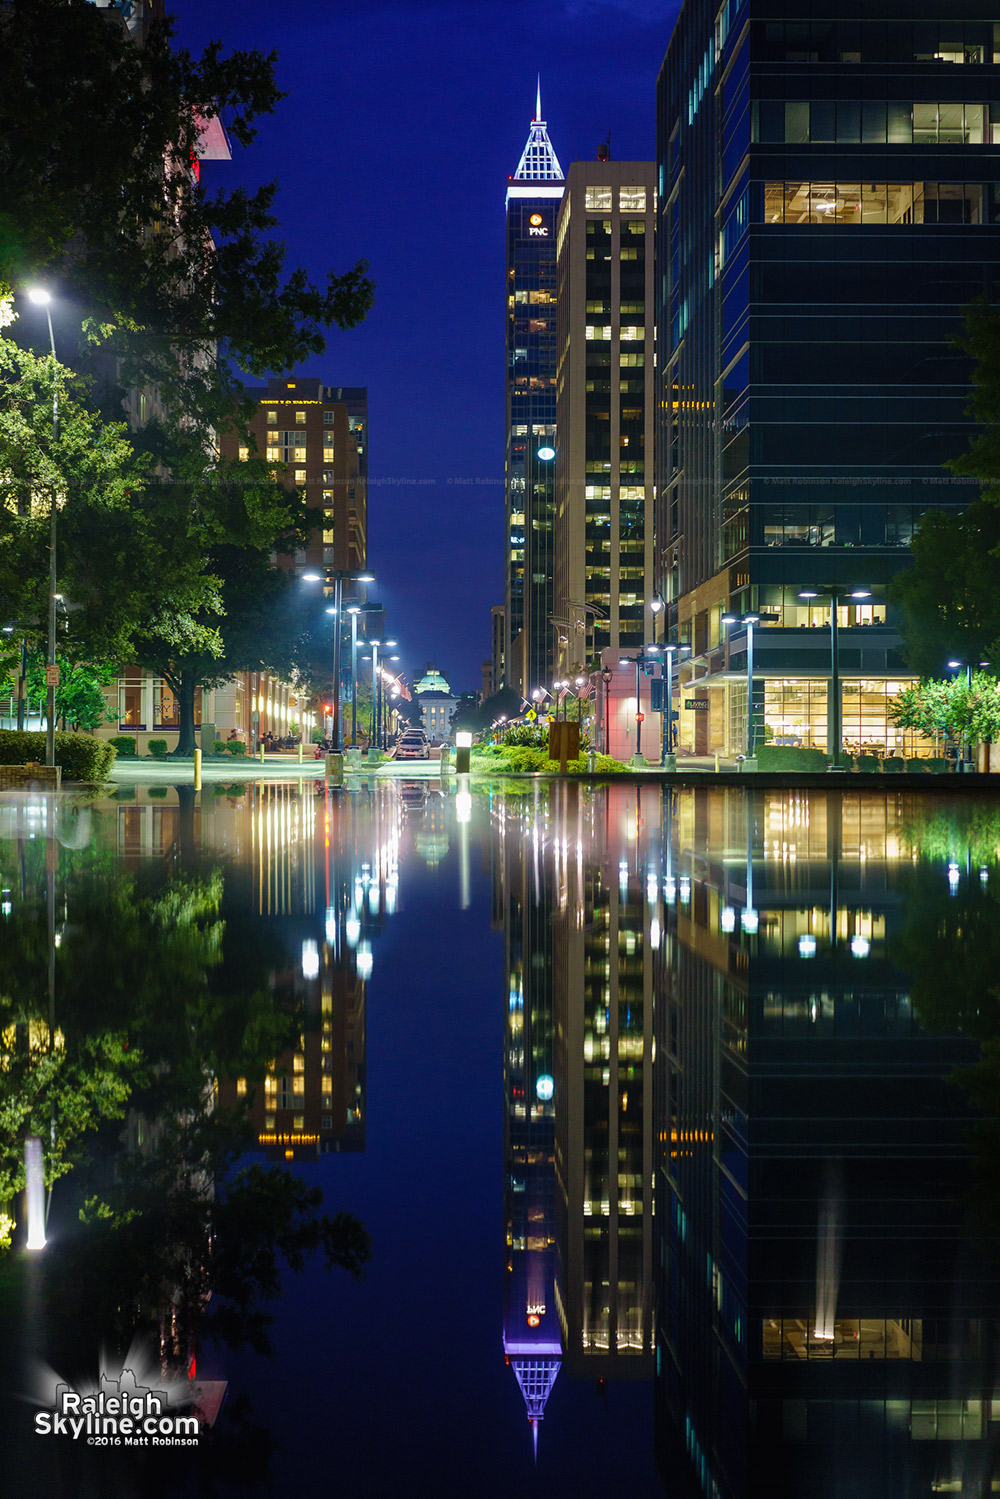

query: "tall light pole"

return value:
[28, 289, 59, 769]
[315, 568, 374, 752]
[722, 613, 760, 757]
[798, 588, 870, 759]
[618, 646, 660, 761]
[347, 605, 361, 747]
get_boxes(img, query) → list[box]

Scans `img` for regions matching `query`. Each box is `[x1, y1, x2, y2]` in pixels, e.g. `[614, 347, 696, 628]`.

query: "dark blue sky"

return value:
[170, 0, 680, 692]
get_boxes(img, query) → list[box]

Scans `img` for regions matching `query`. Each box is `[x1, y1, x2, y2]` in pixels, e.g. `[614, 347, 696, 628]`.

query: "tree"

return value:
[890, 501, 1000, 676]
[0, 0, 374, 425]
[0, 333, 146, 657]
[889, 671, 1000, 750]
[452, 685, 524, 734]
[891, 297, 1000, 674]
[123, 456, 319, 754]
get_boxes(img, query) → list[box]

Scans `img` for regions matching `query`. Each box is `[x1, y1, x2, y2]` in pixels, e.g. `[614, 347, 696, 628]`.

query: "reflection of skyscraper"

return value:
[496, 793, 562, 1452]
[554, 785, 655, 1379]
[495, 784, 656, 1455]
[503, 84, 564, 693]
[654, 788, 996, 1498]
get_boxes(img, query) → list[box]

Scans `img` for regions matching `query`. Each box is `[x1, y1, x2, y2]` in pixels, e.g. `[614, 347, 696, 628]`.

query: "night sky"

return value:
[169, 0, 680, 692]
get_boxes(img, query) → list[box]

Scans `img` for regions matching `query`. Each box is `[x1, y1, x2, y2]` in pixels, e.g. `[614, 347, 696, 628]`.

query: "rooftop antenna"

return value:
[535, 74, 542, 122]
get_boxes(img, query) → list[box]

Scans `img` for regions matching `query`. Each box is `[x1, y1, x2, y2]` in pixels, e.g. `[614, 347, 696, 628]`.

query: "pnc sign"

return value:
[528, 212, 548, 237]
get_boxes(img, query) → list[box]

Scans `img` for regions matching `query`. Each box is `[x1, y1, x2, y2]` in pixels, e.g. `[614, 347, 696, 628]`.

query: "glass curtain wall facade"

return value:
[655, 1, 1000, 755]
[504, 97, 564, 693]
[554, 163, 657, 670]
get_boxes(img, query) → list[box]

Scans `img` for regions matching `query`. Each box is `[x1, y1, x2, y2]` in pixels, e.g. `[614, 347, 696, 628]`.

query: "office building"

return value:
[221, 375, 368, 588]
[655, 2, 1000, 756]
[504, 84, 565, 693]
[554, 159, 657, 673]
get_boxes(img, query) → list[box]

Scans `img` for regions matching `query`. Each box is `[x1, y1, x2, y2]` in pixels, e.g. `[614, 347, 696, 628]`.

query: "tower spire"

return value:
[512, 81, 564, 182]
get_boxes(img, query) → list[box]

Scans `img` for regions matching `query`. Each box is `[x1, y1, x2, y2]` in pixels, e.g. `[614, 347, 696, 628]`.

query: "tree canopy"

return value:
[0, 0, 374, 424]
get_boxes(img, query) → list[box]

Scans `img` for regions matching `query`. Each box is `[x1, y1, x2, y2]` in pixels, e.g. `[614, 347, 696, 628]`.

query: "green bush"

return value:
[832, 753, 855, 772]
[212, 739, 229, 755]
[112, 786, 135, 801]
[108, 734, 137, 758]
[923, 757, 950, 773]
[882, 756, 905, 773]
[147, 785, 169, 798]
[226, 782, 248, 796]
[227, 740, 247, 757]
[0, 729, 116, 781]
[905, 758, 927, 772]
[147, 739, 168, 758]
[856, 754, 880, 772]
[756, 745, 829, 772]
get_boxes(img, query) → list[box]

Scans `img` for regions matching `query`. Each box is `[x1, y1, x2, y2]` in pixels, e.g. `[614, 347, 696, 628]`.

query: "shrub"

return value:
[0, 729, 116, 781]
[227, 740, 247, 757]
[147, 785, 169, 798]
[756, 745, 829, 772]
[882, 756, 905, 773]
[226, 782, 248, 797]
[924, 757, 950, 773]
[856, 754, 880, 772]
[905, 759, 927, 772]
[108, 734, 137, 758]
[147, 739, 168, 758]
[212, 739, 229, 755]
[832, 753, 855, 772]
[112, 787, 135, 801]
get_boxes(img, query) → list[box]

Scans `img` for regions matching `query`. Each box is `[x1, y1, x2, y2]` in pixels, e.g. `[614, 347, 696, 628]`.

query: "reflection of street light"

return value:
[27, 288, 59, 769]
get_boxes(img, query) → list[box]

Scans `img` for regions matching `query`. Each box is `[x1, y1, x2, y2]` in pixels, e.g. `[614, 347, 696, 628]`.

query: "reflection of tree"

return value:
[0, 841, 371, 1387]
[899, 801, 1000, 873]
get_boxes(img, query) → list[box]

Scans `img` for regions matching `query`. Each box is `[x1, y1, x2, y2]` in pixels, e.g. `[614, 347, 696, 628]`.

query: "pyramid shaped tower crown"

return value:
[512, 78, 564, 182]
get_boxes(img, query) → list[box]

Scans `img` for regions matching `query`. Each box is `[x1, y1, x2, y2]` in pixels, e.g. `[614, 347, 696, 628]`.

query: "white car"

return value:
[395, 732, 430, 761]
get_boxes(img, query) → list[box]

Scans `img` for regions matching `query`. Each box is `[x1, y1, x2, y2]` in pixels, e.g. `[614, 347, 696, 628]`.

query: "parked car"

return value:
[395, 732, 430, 761]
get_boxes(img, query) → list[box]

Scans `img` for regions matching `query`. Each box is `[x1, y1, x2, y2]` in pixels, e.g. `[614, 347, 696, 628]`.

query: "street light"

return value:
[27, 288, 59, 768]
[309, 568, 374, 751]
[618, 646, 660, 762]
[798, 588, 871, 759]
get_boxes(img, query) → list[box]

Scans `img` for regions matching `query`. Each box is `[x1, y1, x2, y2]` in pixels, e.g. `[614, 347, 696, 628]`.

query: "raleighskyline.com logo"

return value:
[28, 1357, 201, 1447]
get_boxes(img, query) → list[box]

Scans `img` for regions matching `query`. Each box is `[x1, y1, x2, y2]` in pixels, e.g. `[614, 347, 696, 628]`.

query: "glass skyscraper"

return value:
[655, 2, 1000, 756]
[504, 85, 564, 694]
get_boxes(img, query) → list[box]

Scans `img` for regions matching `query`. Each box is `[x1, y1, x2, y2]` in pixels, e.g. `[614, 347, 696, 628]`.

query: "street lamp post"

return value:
[348, 605, 360, 747]
[28, 289, 59, 769]
[798, 588, 870, 760]
[314, 568, 374, 752]
[618, 646, 660, 762]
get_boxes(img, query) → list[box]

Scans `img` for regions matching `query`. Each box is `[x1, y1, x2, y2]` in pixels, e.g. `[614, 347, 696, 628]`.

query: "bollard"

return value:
[298, 742, 303, 764]
[439, 745, 451, 776]
[455, 731, 472, 774]
[193, 747, 202, 790]
[714, 752, 720, 773]
[259, 743, 265, 764]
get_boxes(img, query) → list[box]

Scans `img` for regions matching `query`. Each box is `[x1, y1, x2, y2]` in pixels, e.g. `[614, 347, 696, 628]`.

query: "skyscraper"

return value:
[553, 158, 657, 672]
[655, 2, 1000, 757]
[504, 84, 564, 694]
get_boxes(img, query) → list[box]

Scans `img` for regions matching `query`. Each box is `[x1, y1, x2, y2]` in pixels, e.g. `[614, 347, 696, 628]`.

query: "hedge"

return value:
[212, 740, 229, 755]
[906, 757, 950, 773]
[0, 729, 116, 781]
[227, 741, 247, 756]
[147, 786, 169, 798]
[108, 734, 138, 758]
[756, 745, 829, 772]
[856, 754, 880, 772]
[147, 739, 168, 758]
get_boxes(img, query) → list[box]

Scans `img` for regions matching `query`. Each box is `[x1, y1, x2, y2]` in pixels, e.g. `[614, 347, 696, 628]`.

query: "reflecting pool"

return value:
[2, 777, 1000, 1497]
